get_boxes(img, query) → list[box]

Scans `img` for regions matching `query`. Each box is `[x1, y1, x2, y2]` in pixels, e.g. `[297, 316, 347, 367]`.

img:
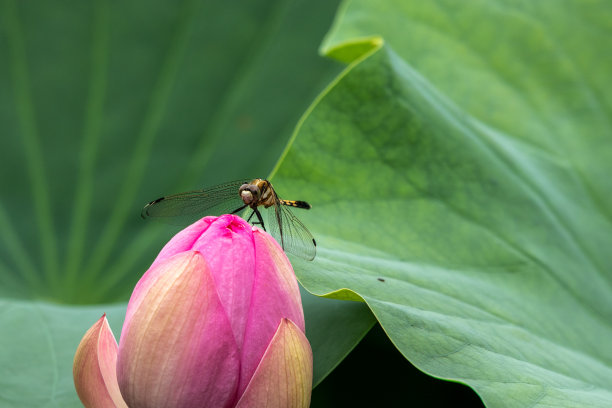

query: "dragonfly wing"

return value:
[141, 180, 247, 225]
[267, 201, 316, 261]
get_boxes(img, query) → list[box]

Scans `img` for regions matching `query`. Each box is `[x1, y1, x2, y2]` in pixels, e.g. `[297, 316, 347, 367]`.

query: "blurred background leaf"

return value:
[0, 0, 378, 406]
[0, 0, 343, 302]
[272, 0, 612, 407]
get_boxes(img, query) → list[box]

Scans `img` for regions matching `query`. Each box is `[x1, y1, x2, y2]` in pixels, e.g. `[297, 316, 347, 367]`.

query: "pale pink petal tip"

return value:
[236, 318, 313, 408]
[73, 314, 127, 408]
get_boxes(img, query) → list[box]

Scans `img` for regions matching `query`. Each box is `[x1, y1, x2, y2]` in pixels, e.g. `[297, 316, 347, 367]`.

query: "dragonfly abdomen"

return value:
[280, 200, 311, 209]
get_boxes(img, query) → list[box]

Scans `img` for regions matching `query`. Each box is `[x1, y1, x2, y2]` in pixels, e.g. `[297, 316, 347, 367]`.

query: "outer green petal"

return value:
[236, 318, 313, 408]
[73, 314, 127, 408]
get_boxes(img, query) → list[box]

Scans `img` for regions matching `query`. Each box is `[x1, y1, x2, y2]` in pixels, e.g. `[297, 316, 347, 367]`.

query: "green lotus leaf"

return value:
[271, 1, 612, 406]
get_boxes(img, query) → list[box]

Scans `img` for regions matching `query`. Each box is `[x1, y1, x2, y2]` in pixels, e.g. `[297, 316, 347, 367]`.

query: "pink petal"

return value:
[73, 314, 127, 408]
[148, 215, 255, 352]
[238, 228, 305, 395]
[117, 251, 240, 408]
[189, 215, 255, 352]
[149, 218, 215, 269]
[235, 319, 313, 408]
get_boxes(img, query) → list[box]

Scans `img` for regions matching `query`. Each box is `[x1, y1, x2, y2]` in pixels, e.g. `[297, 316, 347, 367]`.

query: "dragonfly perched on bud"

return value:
[141, 178, 316, 260]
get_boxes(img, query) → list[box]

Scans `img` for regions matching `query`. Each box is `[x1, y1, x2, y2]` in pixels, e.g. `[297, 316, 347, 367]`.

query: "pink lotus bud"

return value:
[73, 315, 127, 408]
[74, 214, 312, 407]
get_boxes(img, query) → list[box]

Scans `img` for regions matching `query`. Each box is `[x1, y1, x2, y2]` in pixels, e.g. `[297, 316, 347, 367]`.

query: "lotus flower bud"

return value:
[73, 215, 312, 407]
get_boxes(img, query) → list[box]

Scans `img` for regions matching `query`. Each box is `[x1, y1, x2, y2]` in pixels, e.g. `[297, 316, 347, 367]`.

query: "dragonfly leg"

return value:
[250, 208, 266, 231]
[231, 204, 248, 214]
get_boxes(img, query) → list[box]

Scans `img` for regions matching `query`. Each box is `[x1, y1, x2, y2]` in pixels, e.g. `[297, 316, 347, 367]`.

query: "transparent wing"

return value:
[141, 180, 247, 226]
[267, 199, 317, 261]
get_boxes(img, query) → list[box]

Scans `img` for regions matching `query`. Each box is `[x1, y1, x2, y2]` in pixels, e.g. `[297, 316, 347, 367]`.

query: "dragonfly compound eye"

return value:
[239, 183, 259, 205]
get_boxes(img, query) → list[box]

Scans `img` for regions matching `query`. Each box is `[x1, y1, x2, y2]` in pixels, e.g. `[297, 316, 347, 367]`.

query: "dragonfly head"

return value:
[239, 183, 260, 205]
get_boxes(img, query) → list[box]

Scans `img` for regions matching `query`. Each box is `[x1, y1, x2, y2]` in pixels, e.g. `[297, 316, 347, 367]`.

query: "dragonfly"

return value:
[141, 178, 316, 261]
